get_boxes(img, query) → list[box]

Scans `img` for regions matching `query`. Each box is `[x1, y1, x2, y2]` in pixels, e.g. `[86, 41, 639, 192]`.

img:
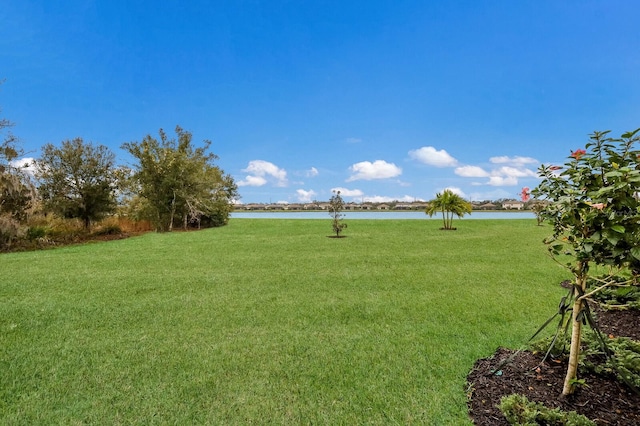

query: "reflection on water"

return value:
[231, 211, 536, 220]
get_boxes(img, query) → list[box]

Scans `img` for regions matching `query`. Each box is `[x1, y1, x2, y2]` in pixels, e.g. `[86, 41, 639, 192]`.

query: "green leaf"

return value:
[631, 247, 640, 261]
[606, 233, 621, 245]
[611, 225, 626, 233]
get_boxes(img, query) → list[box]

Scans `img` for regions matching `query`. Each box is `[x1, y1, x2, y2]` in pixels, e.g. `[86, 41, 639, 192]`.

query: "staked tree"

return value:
[425, 189, 472, 230]
[122, 126, 238, 232]
[35, 138, 119, 230]
[328, 190, 347, 237]
[533, 128, 640, 395]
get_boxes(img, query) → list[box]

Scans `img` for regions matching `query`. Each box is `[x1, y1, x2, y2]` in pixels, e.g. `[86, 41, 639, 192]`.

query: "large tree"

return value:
[0, 103, 31, 221]
[0, 81, 35, 247]
[425, 189, 472, 230]
[35, 138, 119, 230]
[122, 126, 238, 231]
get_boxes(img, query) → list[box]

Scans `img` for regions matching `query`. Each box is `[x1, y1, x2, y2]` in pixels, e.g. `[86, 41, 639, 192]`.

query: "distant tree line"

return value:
[0, 86, 237, 249]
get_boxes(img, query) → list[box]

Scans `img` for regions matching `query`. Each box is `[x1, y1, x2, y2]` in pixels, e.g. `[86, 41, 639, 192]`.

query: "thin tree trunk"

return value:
[562, 263, 587, 395]
[169, 191, 176, 232]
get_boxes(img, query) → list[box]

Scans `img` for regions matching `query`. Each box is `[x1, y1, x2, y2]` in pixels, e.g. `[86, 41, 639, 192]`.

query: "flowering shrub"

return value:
[532, 128, 640, 395]
[534, 129, 640, 274]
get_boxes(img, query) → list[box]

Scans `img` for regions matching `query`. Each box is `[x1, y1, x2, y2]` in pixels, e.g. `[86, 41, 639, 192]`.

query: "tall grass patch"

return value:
[1, 219, 567, 424]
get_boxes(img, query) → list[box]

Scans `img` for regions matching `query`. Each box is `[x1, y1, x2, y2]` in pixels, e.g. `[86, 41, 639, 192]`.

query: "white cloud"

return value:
[10, 157, 36, 175]
[478, 165, 537, 187]
[441, 186, 467, 198]
[305, 167, 319, 177]
[346, 137, 362, 144]
[493, 166, 537, 178]
[237, 175, 267, 187]
[454, 165, 489, 177]
[490, 155, 538, 166]
[346, 160, 402, 181]
[409, 146, 458, 167]
[331, 187, 364, 197]
[296, 189, 317, 203]
[237, 160, 288, 187]
[453, 155, 539, 188]
[487, 176, 518, 186]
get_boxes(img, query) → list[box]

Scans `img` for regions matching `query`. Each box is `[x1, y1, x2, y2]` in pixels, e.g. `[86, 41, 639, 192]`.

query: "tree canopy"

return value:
[122, 126, 238, 231]
[0, 83, 35, 247]
[35, 138, 119, 230]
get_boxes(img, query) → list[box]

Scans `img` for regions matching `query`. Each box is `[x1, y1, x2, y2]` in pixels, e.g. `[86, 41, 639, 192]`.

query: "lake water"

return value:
[231, 211, 536, 220]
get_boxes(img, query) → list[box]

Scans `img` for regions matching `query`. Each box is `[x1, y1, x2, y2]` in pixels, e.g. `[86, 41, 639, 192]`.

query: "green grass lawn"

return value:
[0, 219, 568, 424]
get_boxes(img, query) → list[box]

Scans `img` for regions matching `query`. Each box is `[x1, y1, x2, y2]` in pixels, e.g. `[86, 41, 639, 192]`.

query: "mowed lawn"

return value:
[0, 219, 568, 424]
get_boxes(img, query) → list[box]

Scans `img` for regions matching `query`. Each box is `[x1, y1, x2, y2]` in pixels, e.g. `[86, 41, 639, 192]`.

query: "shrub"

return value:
[498, 394, 595, 426]
[0, 214, 22, 248]
[42, 217, 86, 242]
[583, 337, 640, 390]
[529, 332, 640, 391]
[92, 223, 122, 236]
[26, 225, 47, 241]
[590, 277, 640, 309]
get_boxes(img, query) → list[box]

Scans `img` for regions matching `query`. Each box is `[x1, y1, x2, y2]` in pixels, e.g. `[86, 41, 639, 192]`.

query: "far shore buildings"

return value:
[501, 200, 525, 210]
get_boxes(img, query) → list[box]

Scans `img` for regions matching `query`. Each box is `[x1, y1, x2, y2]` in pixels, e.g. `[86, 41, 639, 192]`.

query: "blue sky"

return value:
[2, 1, 639, 204]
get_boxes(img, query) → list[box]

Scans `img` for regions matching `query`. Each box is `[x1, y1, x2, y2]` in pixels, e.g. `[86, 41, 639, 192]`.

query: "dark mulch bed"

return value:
[467, 305, 640, 425]
[595, 306, 640, 341]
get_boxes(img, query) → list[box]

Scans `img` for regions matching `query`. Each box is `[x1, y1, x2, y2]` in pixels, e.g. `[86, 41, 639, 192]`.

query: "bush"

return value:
[590, 277, 640, 309]
[26, 225, 47, 240]
[0, 214, 22, 248]
[583, 337, 640, 390]
[92, 223, 122, 236]
[530, 332, 640, 391]
[41, 217, 86, 242]
[498, 394, 595, 425]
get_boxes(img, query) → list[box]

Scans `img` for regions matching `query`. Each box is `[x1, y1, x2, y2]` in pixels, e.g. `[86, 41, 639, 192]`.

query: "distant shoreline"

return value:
[231, 211, 536, 220]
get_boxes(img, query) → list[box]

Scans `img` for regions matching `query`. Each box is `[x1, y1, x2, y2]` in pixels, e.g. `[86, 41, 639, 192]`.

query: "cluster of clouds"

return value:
[236, 144, 540, 203]
[452, 156, 538, 187]
[237, 160, 288, 187]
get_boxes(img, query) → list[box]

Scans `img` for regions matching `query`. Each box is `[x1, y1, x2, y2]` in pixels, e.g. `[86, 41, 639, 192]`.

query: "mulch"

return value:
[467, 305, 640, 425]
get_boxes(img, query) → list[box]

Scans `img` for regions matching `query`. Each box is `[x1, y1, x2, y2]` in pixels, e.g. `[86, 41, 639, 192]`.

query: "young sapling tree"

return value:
[328, 190, 347, 237]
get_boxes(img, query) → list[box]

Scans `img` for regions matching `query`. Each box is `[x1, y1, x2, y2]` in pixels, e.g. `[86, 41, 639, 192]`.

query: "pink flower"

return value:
[570, 149, 587, 160]
[521, 187, 531, 202]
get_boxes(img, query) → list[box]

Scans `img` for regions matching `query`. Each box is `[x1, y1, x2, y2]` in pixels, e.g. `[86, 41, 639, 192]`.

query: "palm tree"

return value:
[425, 189, 472, 230]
